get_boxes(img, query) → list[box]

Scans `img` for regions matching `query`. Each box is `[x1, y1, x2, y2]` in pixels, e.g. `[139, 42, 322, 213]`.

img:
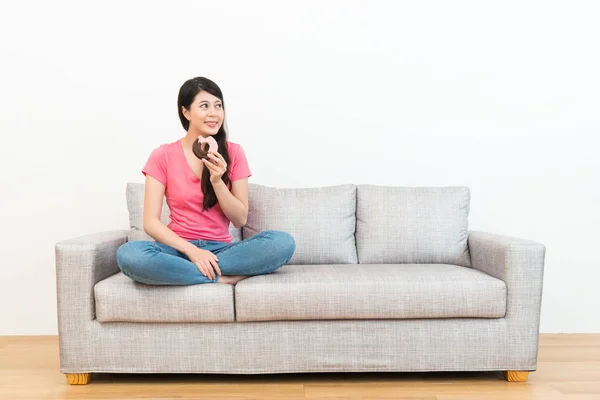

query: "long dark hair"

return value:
[177, 77, 231, 211]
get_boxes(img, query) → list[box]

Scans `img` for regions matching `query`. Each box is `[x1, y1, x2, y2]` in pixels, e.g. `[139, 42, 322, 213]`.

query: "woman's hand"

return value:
[203, 151, 228, 184]
[185, 246, 221, 280]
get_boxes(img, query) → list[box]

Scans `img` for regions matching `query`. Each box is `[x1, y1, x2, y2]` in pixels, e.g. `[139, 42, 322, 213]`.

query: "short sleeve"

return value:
[142, 146, 167, 186]
[229, 144, 252, 182]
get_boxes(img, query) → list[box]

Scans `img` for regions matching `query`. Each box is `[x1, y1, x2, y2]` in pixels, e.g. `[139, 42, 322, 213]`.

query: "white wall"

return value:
[1, 0, 598, 335]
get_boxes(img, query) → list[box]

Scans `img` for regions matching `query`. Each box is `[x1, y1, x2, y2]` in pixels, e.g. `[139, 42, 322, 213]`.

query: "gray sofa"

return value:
[55, 183, 546, 385]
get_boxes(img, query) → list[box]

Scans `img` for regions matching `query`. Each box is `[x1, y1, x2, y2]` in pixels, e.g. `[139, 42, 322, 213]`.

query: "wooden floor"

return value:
[0, 334, 599, 399]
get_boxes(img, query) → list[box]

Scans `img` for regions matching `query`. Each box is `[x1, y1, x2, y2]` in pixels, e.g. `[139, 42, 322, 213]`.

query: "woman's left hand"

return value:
[203, 151, 228, 184]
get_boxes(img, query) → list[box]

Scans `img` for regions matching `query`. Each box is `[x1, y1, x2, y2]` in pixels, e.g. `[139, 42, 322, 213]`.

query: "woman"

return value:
[116, 77, 296, 285]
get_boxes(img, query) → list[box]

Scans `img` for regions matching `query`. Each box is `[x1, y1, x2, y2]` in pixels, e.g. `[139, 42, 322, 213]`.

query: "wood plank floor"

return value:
[0, 334, 599, 399]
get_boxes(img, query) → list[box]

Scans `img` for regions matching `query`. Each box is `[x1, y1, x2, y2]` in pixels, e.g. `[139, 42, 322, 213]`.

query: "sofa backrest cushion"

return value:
[125, 183, 242, 242]
[243, 183, 358, 264]
[356, 185, 471, 267]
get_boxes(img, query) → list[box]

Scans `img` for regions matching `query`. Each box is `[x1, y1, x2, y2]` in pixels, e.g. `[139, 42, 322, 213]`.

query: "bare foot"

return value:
[217, 275, 248, 285]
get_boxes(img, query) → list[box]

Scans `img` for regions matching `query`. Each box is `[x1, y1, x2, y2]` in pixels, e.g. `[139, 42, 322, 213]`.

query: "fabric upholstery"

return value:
[243, 183, 358, 264]
[55, 230, 128, 371]
[94, 273, 235, 323]
[60, 318, 536, 374]
[234, 264, 506, 322]
[54, 179, 547, 375]
[469, 230, 546, 360]
[356, 185, 471, 267]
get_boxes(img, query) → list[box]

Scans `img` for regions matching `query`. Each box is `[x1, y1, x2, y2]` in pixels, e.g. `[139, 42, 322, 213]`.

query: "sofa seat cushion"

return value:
[234, 264, 506, 322]
[94, 273, 235, 323]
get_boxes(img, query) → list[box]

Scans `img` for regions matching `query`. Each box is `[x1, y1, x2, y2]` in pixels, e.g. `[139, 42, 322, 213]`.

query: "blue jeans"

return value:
[116, 230, 296, 285]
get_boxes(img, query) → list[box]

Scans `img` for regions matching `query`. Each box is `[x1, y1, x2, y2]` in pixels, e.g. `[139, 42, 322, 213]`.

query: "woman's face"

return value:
[182, 90, 224, 137]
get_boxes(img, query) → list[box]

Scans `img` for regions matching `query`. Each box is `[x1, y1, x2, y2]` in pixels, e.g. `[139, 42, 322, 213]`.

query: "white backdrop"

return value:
[1, 0, 598, 334]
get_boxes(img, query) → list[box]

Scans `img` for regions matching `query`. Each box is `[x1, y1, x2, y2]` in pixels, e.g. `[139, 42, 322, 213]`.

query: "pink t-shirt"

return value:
[142, 138, 252, 243]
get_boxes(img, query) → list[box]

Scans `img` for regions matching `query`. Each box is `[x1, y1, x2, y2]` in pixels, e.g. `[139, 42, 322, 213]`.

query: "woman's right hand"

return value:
[185, 246, 221, 280]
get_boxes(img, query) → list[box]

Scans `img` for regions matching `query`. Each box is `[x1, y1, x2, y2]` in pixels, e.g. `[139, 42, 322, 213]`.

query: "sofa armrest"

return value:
[468, 230, 546, 324]
[55, 230, 128, 323]
[55, 229, 128, 372]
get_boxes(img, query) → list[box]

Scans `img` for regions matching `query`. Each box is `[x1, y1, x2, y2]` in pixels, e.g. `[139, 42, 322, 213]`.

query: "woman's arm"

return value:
[212, 178, 249, 228]
[143, 175, 196, 255]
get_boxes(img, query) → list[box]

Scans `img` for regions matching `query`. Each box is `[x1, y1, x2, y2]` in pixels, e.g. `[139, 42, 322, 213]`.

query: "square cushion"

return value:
[243, 183, 357, 264]
[356, 185, 471, 267]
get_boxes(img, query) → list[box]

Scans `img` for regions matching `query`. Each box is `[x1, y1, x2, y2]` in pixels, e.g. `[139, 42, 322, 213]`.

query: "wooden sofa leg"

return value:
[503, 370, 529, 382]
[66, 373, 92, 385]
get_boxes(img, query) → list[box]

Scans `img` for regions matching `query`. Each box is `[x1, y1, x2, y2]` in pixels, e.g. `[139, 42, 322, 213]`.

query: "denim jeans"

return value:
[116, 230, 296, 285]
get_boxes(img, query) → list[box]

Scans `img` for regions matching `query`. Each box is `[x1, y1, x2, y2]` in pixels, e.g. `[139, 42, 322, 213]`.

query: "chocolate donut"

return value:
[192, 136, 218, 160]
